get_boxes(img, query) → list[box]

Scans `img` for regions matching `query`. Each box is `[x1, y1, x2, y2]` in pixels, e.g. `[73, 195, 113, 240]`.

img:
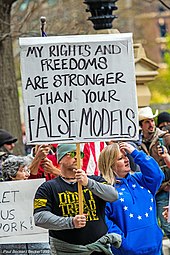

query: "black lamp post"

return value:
[84, 0, 118, 30]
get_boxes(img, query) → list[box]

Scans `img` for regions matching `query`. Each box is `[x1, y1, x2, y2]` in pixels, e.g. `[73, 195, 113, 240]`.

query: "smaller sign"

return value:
[0, 179, 48, 244]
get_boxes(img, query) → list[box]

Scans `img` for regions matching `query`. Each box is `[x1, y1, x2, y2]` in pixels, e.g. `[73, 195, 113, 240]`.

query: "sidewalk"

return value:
[163, 238, 170, 255]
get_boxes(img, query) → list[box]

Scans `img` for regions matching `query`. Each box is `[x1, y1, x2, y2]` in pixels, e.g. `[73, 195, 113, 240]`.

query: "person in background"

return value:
[157, 111, 170, 132]
[0, 129, 17, 155]
[33, 143, 121, 255]
[0, 129, 18, 181]
[98, 142, 164, 255]
[157, 110, 170, 208]
[157, 111, 170, 170]
[0, 155, 50, 255]
[2, 155, 30, 181]
[138, 106, 170, 253]
[28, 144, 60, 181]
[157, 144, 170, 169]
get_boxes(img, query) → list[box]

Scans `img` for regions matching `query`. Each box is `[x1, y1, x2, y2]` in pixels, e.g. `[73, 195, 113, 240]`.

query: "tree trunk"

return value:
[0, 0, 24, 155]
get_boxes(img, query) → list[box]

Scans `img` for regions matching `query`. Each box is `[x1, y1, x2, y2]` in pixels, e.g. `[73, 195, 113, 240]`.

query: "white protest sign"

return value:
[19, 33, 138, 144]
[0, 179, 48, 244]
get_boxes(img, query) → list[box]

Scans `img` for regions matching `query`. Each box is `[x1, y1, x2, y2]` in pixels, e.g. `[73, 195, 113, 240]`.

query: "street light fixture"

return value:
[84, 0, 118, 30]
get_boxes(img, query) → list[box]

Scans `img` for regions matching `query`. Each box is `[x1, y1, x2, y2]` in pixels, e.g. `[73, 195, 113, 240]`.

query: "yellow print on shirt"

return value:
[34, 198, 47, 209]
[58, 189, 99, 221]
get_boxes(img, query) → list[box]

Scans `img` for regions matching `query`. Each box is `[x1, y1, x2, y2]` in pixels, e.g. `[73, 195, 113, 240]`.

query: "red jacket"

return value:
[29, 154, 59, 181]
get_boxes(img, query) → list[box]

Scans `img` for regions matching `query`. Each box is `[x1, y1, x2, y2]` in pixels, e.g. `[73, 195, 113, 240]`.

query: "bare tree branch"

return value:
[158, 0, 170, 9]
[0, 32, 10, 42]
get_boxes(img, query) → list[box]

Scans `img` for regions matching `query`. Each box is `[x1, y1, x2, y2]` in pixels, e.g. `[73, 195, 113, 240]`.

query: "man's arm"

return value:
[34, 211, 87, 230]
[74, 169, 118, 202]
[40, 157, 60, 176]
[87, 178, 118, 202]
[29, 145, 51, 175]
[34, 211, 74, 230]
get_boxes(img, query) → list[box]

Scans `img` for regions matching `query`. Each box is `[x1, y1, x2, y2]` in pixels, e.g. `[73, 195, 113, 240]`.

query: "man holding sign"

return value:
[34, 143, 120, 255]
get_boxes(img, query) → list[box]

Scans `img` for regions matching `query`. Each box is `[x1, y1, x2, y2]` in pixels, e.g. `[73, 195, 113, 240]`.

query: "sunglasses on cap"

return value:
[67, 151, 84, 159]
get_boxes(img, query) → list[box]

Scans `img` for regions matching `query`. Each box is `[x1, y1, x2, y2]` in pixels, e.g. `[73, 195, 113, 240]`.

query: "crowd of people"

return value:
[0, 107, 170, 254]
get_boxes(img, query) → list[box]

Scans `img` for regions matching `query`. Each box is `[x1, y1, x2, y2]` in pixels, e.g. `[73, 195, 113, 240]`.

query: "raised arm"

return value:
[157, 145, 170, 168]
[29, 145, 51, 176]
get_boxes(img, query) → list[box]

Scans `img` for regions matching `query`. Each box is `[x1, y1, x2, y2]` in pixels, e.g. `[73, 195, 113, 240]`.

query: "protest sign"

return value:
[0, 179, 48, 244]
[19, 33, 138, 144]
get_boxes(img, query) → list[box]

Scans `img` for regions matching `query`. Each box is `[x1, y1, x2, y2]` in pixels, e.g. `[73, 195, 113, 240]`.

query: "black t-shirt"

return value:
[34, 175, 108, 245]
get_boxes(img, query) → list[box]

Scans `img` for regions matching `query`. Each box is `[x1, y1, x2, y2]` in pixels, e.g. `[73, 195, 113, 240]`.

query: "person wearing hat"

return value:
[157, 111, 170, 133]
[33, 143, 120, 255]
[0, 129, 17, 182]
[0, 129, 17, 155]
[138, 106, 170, 245]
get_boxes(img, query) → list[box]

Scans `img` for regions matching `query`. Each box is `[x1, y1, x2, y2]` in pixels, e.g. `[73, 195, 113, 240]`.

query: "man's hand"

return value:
[157, 145, 167, 157]
[72, 214, 87, 228]
[157, 145, 170, 168]
[29, 145, 52, 175]
[35, 145, 51, 160]
[74, 169, 88, 186]
[40, 158, 60, 176]
[162, 206, 169, 221]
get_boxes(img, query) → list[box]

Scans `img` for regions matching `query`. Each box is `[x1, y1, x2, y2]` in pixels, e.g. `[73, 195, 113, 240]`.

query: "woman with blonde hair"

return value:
[98, 143, 118, 185]
[99, 142, 164, 255]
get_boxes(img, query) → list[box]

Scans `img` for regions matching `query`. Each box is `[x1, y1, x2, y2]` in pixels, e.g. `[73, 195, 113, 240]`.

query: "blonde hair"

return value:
[98, 143, 119, 185]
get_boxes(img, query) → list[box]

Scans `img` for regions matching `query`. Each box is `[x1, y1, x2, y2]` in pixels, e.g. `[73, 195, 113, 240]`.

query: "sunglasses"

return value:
[67, 151, 84, 159]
